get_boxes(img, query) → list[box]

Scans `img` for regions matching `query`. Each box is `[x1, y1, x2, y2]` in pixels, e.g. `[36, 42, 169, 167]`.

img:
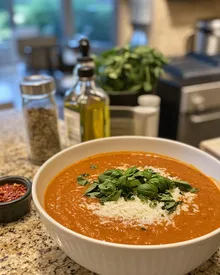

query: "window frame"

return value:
[62, 0, 119, 53]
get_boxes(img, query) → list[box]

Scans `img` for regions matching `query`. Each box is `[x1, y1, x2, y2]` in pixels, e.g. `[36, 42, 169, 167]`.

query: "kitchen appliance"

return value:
[129, 0, 152, 46]
[157, 53, 220, 147]
[195, 19, 220, 55]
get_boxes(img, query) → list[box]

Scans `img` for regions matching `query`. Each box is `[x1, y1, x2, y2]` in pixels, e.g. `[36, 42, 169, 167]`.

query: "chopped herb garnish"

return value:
[173, 180, 198, 193]
[190, 187, 199, 193]
[140, 227, 147, 231]
[162, 201, 183, 213]
[77, 166, 199, 214]
[136, 183, 158, 199]
[90, 164, 98, 169]
[77, 176, 89, 186]
[84, 182, 98, 195]
[81, 173, 90, 177]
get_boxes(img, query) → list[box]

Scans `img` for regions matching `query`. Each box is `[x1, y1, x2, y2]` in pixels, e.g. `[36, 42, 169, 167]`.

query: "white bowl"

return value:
[32, 137, 220, 275]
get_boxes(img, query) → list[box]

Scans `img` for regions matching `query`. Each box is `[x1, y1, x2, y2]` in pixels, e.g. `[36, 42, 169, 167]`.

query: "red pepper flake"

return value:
[0, 183, 27, 203]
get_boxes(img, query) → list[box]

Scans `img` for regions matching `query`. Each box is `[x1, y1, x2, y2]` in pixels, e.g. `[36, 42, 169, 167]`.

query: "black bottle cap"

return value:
[77, 38, 93, 62]
[78, 66, 94, 78]
[79, 38, 90, 57]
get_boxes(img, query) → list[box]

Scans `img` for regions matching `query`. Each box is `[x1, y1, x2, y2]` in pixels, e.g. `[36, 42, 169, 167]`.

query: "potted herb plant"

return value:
[95, 45, 168, 106]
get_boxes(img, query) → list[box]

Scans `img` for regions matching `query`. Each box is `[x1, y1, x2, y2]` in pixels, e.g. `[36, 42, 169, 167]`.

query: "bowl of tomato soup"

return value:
[32, 137, 220, 275]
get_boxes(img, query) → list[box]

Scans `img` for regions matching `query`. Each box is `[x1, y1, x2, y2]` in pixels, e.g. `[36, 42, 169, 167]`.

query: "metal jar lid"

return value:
[196, 19, 220, 31]
[20, 75, 55, 95]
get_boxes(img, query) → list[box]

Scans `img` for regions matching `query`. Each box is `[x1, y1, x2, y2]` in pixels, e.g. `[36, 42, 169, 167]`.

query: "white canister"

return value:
[138, 94, 161, 108]
[133, 106, 158, 137]
[134, 95, 161, 137]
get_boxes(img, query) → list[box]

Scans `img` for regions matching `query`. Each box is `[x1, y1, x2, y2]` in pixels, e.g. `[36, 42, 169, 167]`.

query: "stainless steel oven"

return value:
[157, 54, 220, 147]
[177, 82, 220, 146]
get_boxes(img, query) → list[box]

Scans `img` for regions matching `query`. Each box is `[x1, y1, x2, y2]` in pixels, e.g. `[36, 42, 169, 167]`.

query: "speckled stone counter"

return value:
[0, 110, 220, 275]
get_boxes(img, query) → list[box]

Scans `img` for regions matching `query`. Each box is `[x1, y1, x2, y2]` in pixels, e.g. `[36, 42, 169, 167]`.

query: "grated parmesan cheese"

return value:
[83, 166, 199, 227]
[86, 196, 173, 227]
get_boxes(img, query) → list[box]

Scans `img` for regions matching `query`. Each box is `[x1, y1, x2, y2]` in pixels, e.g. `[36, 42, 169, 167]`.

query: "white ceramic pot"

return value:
[32, 136, 220, 275]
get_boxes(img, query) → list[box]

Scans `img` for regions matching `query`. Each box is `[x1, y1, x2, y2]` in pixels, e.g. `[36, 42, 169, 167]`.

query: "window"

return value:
[72, 0, 116, 46]
[13, 0, 116, 47]
[0, 2, 12, 42]
[13, 0, 61, 38]
[0, 0, 117, 68]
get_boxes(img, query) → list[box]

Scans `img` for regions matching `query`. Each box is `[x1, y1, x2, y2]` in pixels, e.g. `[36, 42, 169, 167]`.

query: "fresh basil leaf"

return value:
[163, 201, 176, 210]
[130, 84, 142, 92]
[163, 201, 182, 213]
[150, 176, 173, 193]
[124, 63, 132, 70]
[84, 182, 99, 195]
[86, 192, 100, 198]
[142, 169, 153, 180]
[125, 167, 138, 177]
[133, 171, 144, 178]
[116, 175, 127, 188]
[190, 187, 199, 193]
[157, 177, 168, 193]
[104, 169, 124, 178]
[103, 169, 115, 176]
[159, 193, 175, 202]
[98, 174, 110, 183]
[90, 164, 98, 169]
[174, 180, 194, 192]
[148, 177, 160, 185]
[136, 183, 158, 199]
[106, 190, 122, 202]
[150, 173, 161, 179]
[160, 197, 175, 202]
[112, 170, 123, 178]
[99, 182, 116, 194]
[144, 82, 152, 92]
[127, 178, 141, 189]
[109, 72, 118, 79]
[164, 178, 174, 189]
[77, 176, 89, 186]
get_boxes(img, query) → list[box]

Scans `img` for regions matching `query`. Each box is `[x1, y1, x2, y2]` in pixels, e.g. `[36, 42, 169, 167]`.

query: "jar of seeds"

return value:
[20, 75, 61, 165]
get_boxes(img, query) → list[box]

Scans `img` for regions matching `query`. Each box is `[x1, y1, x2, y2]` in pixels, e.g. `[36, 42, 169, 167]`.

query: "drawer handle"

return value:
[190, 111, 220, 123]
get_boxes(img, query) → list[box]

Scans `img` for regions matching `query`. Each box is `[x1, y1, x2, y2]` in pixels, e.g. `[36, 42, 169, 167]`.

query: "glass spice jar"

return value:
[20, 75, 61, 165]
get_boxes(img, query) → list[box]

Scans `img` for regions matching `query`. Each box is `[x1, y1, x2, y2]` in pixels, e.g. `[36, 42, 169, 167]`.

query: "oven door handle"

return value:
[190, 111, 220, 123]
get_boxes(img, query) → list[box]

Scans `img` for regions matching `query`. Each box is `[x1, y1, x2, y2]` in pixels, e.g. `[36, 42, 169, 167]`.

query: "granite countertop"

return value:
[0, 110, 220, 275]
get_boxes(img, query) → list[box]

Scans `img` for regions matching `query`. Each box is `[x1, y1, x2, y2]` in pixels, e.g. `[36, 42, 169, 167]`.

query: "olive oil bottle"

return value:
[64, 66, 110, 145]
[72, 38, 94, 87]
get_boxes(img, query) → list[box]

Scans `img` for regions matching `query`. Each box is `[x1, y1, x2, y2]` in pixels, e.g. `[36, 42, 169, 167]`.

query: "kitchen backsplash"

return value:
[119, 0, 220, 56]
[150, 0, 220, 56]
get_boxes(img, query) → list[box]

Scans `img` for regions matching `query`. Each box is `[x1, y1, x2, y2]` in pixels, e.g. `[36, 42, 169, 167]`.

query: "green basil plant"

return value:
[95, 45, 168, 93]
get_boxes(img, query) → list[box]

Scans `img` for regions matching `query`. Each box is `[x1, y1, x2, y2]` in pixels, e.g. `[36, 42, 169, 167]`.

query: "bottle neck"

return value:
[79, 78, 96, 95]
[79, 76, 95, 82]
[77, 59, 94, 66]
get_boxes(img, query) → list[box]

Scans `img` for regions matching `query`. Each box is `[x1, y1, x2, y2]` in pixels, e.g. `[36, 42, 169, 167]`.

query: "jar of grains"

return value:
[20, 75, 61, 165]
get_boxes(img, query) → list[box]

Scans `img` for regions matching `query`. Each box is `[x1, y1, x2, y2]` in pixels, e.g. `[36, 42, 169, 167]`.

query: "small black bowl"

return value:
[0, 176, 32, 223]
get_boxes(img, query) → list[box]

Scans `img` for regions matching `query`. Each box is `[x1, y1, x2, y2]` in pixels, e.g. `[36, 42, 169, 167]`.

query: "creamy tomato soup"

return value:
[44, 152, 220, 245]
